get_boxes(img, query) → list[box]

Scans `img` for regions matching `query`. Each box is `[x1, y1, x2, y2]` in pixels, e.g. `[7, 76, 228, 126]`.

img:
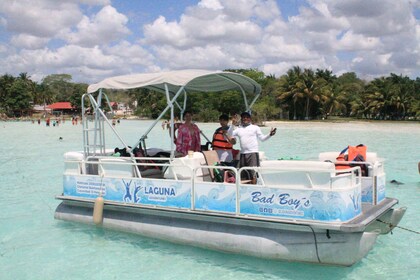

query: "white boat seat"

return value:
[259, 160, 335, 188]
[64, 152, 84, 175]
[99, 158, 136, 178]
[164, 152, 206, 180]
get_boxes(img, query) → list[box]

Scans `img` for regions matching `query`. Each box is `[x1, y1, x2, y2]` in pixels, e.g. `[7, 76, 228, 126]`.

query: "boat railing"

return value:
[63, 155, 365, 221]
[64, 154, 362, 191]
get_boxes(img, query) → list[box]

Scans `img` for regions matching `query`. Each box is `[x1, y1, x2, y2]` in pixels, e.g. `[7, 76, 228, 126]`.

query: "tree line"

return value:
[0, 68, 418, 121]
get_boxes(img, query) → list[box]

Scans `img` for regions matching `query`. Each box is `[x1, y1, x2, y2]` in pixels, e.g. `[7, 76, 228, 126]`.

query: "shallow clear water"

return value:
[0, 120, 419, 280]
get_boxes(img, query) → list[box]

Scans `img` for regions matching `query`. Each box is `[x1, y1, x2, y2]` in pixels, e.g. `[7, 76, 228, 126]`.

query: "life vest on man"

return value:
[212, 128, 233, 150]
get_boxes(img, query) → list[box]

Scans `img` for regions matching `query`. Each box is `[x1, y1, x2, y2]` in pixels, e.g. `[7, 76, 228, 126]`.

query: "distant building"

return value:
[32, 104, 52, 114]
[47, 102, 76, 115]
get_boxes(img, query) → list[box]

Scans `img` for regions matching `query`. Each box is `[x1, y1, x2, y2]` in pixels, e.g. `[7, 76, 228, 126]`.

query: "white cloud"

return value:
[7, 45, 113, 69]
[328, 0, 386, 18]
[2, 38, 158, 82]
[63, 5, 130, 47]
[105, 40, 155, 67]
[329, 0, 416, 36]
[222, 0, 280, 21]
[259, 35, 315, 61]
[281, 0, 419, 78]
[254, 0, 281, 21]
[143, 0, 279, 49]
[143, 16, 189, 47]
[152, 45, 232, 69]
[77, 0, 111, 4]
[142, 0, 279, 72]
[197, 0, 224, 10]
[10, 34, 50, 49]
[351, 52, 394, 78]
[0, 0, 83, 37]
[262, 54, 328, 77]
[289, 2, 348, 32]
[0, 0, 418, 82]
[336, 31, 381, 51]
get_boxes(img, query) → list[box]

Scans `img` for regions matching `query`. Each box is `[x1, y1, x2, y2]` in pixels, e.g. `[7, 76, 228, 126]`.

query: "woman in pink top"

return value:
[175, 111, 201, 156]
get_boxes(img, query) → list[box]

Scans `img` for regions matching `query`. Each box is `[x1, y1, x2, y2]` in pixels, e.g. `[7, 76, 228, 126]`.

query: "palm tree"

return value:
[277, 66, 304, 120]
[387, 74, 414, 119]
[363, 77, 393, 119]
[335, 72, 365, 117]
[322, 90, 347, 117]
[297, 69, 329, 120]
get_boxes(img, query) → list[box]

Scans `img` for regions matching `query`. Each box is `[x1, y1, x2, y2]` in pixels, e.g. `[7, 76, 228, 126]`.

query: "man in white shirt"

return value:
[225, 112, 276, 184]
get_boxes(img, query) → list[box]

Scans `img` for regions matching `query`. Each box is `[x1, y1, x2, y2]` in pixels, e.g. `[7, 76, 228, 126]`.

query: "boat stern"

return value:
[365, 206, 407, 234]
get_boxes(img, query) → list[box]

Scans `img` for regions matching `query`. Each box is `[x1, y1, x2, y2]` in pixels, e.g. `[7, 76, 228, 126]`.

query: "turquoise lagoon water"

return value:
[0, 120, 419, 280]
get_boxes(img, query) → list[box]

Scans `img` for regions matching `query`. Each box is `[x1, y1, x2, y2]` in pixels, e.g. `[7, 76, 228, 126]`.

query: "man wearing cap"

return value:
[225, 112, 276, 184]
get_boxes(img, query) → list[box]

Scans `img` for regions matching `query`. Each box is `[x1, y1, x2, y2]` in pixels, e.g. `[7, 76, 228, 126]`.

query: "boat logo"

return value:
[251, 191, 311, 210]
[122, 179, 143, 203]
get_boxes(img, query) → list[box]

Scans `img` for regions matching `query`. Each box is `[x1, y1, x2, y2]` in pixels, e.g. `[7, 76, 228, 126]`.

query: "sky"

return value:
[0, 0, 419, 83]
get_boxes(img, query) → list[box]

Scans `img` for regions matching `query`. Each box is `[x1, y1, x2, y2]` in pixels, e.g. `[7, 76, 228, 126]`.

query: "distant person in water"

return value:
[175, 111, 201, 156]
[390, 179, 404, 185]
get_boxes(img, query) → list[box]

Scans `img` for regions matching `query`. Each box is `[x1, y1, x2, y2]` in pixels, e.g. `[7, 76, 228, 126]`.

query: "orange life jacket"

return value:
[348, 144, 367, 162]
[212, 128, 233, 150]
[335, 144, 367, 171]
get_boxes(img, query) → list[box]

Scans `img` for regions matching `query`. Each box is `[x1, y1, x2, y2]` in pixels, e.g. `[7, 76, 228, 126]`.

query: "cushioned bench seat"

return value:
[259, 160, 336, 189]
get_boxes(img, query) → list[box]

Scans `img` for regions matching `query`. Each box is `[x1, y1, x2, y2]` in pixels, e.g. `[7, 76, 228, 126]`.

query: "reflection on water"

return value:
[0, 120, 419, 280]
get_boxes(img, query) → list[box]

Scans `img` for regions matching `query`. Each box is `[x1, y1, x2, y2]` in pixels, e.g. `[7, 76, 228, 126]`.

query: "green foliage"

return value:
[6, 78, 33, 116]
[252, 94, 281, 124]
[0, 69, 418, 120]
[41, 74, 73, 102]
[132, 88, 167, 119]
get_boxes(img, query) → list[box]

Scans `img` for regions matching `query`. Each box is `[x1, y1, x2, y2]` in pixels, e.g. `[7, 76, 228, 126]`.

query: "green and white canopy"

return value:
[87, 69, 261, 97]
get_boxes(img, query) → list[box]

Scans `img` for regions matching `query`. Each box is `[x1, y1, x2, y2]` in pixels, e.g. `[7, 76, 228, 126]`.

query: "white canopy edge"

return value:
[87, 69, 261, 95]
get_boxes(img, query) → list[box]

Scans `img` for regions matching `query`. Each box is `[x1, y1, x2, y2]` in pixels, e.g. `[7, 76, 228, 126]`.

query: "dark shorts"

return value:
[239, 153, 260, 179]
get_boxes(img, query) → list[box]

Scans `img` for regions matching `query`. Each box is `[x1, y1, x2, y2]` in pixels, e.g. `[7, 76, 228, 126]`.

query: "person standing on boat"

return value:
[212, 114, 235, 162]
[175, 111, 201, 156]
[225, 112, 276, 184]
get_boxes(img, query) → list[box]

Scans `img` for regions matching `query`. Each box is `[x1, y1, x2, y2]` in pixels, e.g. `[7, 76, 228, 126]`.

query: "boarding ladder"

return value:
[81, 92, 112, 156]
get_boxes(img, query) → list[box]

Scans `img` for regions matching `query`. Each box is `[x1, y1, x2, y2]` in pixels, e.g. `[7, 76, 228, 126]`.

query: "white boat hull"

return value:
[55, 201, 379, 266]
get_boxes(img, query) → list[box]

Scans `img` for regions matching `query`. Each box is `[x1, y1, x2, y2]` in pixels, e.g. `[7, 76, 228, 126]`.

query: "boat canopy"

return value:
[84, 69, 262, 158]
[87, 69, 261, 96]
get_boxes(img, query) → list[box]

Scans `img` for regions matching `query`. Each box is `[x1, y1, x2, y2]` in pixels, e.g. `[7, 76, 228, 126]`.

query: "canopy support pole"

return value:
[133, 85, 187, 159]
